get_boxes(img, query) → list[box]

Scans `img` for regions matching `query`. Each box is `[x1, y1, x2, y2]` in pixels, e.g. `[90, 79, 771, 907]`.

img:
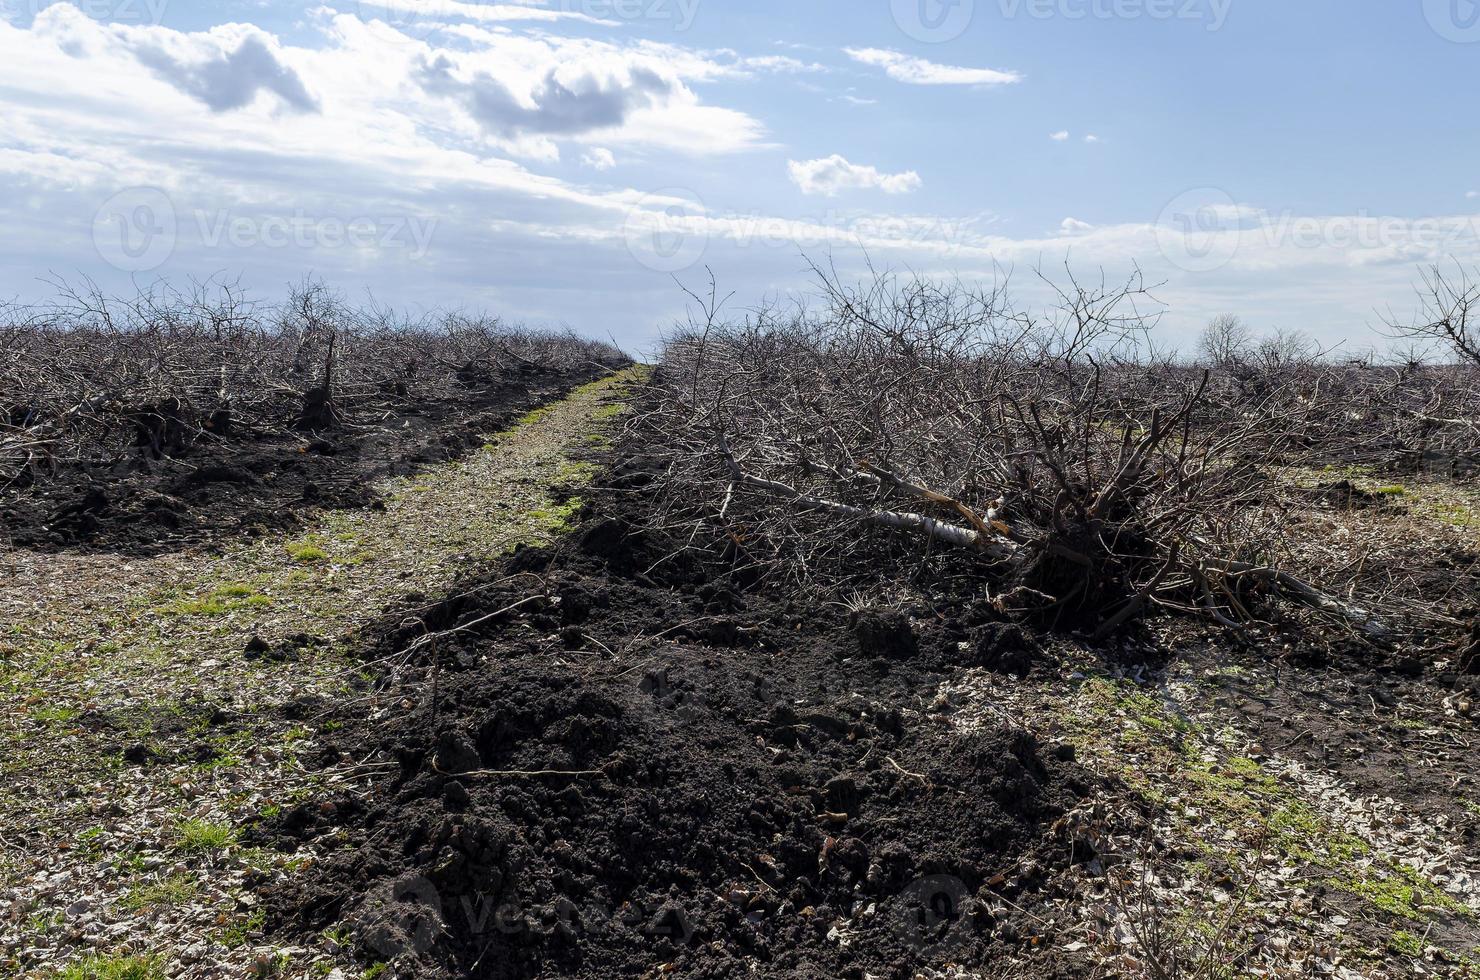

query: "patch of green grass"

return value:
[1390, 929, 1426, 957]
[285, 540, 330, 563]
[54, 954, 166, 980]
[528, 497, 584, 533]
[1431, 503, 1477, 528]
[195, 749, 243, 772]
[556, 460, 599, 483]
[27, 908, 64, 934]
[175, 818, 236, 854]
[158, 583, 272, 617]
[31, 704, 81, 726]
[122, 874, 198, 911]
[75, 826, 106, 860]
[321, 923, 354, 951]
[1062, 672, 1472, 936]
[222, 905, 267, 948]
[591, 402, 626, 421]
[515, 407, 552, 427]
[363, 964, 390, 980]
[1349, 878, 1425, 921]
[1375, 485, 1408, 496]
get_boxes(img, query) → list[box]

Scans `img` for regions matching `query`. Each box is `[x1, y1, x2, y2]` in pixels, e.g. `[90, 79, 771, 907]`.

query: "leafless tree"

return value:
[1198, 314, 1252, 369]
[1384, 263, 1480, 367]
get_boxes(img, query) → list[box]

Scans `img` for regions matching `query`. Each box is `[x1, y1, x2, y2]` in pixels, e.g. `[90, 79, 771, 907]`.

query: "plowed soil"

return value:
[1, 364, 609, 555]
[261, 456, 1099, 979]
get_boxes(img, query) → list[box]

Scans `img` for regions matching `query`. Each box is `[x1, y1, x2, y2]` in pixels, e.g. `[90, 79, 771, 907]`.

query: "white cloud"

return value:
[133, 33, 319, 113]
[0, 3, 1470, 353]
[417, 55, 673, 139]
[582, 147, 616, 170]
[1469, 190, 1478, 200]
[1084, 134, 1100, 143]
[787, 155, 921, 196]
[843, 48, 1021, 86]
[737, 54, 826, 74]
[394, 25, 771, 158]
[29, 7, 318, 114]
[1050, 130, 1069, 141]
[353, 0, 619, 31]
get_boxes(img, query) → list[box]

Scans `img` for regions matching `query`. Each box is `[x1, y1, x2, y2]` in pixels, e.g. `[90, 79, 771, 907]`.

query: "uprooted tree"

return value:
[642, 264, 1479, 644]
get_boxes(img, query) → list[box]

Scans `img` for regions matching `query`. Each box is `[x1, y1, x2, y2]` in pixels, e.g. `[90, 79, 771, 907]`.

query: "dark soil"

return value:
[259, 454, 1098, 979]
[0, 365, 609, 556]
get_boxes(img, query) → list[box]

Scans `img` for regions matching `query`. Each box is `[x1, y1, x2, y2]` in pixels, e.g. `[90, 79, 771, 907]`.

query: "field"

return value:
[2, 274, 1479, 979]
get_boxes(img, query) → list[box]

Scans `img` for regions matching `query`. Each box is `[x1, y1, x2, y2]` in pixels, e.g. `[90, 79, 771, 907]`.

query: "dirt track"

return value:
[0, 370, 641, 980]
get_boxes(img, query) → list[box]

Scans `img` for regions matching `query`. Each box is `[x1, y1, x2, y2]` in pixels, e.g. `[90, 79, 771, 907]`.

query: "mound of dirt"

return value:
[261, 459, 1095, 979]
[0, 365, 609, 556]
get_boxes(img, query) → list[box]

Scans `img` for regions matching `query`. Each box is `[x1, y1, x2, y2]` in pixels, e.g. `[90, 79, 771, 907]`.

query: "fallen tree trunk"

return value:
[719, 436, 1019, 560]
[720, 436, 1388, 640]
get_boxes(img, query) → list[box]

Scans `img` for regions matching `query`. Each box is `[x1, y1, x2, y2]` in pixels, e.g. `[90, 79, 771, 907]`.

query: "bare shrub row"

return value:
[641, 265, 1479, 643]
[0, 278, 627, 490]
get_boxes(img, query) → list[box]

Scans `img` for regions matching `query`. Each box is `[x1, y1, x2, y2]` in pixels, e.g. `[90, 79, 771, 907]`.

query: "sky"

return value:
[0, 0, 1477, 355]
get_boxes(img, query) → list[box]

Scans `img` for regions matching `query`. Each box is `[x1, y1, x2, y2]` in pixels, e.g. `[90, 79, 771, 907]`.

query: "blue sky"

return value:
[1, 0, 1477, 354]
